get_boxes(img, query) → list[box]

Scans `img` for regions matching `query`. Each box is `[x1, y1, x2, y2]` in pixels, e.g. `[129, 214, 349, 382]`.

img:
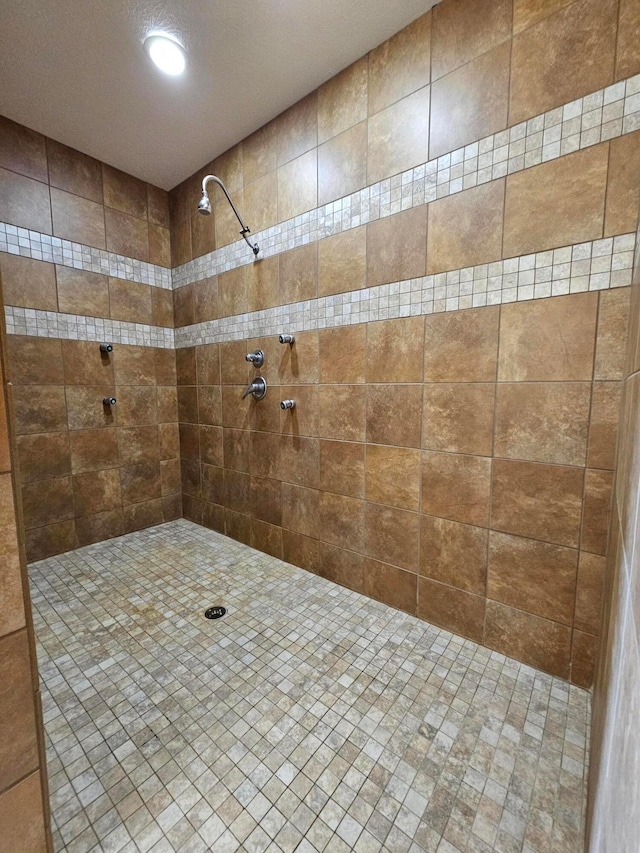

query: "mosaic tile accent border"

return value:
[4, 306, 175, 348]
[174, 233, 635, 347]
[0, 221, 172, 289]
[0, 74, 637, 305]
[4, 234, 634, 348]
[172, 74, 640, 289]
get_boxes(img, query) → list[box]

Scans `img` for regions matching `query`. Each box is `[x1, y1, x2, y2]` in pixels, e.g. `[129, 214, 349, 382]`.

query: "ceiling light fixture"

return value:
[144, 34, 186, 76]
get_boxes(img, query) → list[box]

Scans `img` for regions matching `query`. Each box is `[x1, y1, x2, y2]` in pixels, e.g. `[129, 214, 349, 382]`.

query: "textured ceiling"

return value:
[0, 0, 434, 189]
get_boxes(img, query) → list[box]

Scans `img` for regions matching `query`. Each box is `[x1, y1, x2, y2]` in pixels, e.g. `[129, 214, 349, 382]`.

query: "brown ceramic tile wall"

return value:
[0, 273, 51, 849]
[0, 118, 174, 332]
[0, 118, 178, 559]
[168, 0, 640, 271]
[168, 0, 639, 686]
[0, 0, 638, 691]
[6, 338, 181, 561]
[0, 121, 172, 272]
[178, 288, 627, 685]
[586, 221, 640, 849]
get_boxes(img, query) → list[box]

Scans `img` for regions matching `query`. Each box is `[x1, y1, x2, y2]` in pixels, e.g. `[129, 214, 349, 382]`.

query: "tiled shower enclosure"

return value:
[0, 0, 639, 848]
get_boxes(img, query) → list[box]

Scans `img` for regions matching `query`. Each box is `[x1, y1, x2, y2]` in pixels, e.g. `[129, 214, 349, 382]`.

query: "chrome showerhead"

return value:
[197, 191, 212, 215]
[197, 174, 259, 255]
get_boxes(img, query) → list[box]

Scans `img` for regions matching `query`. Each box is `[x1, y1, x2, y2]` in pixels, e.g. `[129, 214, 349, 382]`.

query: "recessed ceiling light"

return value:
[144, 34, 186, 76]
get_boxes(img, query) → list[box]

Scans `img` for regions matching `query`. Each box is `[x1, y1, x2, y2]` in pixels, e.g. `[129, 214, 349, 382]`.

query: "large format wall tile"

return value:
[430, 43, 510, 159]
[424, 307, 499, 383]
[365, 444, 420, 510]
[318, 121, 367, 207]
[421, 450, 491, 527]
[277, 150, 317, 221]
[0, 630, 39, 791]
[488, 531, 578, 624]
[498, 293, 598, 381]
[0, 255, 57, 312]
[368, 12, 431, 115]
[423, 383, 495, 456]
[366, 316, 425, 383]
[494, 382, 591, 465]
[0, 167, 51, 233]
[0, 473, 25, 638]
[504, 145, 609, 257]
[55, 267, 110, 319]
[418, 577, 485, 643]
[510, 0, 617, 123]
[0, 771, 47, 853]
[318, 58, 368, 144]
[0, 116, 47, 182]
[491, 458, 584, 547]
[484, 599, 572, 677]
[427, 180, 505, 273]
[420, 514, 488, 594]
[431, 0, 512, 80]
[51, 187, 106, 248]
[102, 164, 147, 219]
[604, 132, 640, 238]
[367, 87, 430, 184]
[616, 0, 640, 80]
[47, 138, 103, 203]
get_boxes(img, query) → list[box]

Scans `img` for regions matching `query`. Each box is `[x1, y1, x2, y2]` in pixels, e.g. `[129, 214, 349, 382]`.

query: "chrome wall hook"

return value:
[100, 343, 113, 353]
[279, 334, 295, 345]
[280, 399, 296, 410]
[103, 397, 116, 406]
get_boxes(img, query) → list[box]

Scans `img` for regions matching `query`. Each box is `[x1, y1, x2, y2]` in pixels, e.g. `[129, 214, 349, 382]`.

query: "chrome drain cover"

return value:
[204, 606, 226, 620]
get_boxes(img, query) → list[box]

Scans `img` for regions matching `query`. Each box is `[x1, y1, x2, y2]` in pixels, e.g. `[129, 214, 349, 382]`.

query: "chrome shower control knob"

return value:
[245, 349, 264, 367]
[279, 334, 295, 344]
[100, 343, 113, 353]
[242, 377, 267, 401]
[280, 399, 296, 410]
[103, 397, 116, 406]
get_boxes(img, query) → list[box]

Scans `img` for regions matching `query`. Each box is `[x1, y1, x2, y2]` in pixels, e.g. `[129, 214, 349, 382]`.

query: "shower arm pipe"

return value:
[201, 175, 260, 256]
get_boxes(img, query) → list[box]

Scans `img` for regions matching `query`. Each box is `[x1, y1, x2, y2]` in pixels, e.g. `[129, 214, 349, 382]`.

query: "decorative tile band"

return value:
[174, 234, 635, 348]
[173, 73, 640, 289]
[4, 306, 175, 348]
[4, 233, 632, 348]
[0, 222, 172, 289]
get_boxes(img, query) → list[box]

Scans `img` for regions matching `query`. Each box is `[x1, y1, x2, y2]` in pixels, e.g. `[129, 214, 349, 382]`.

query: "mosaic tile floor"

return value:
[29, 520, 590, 853]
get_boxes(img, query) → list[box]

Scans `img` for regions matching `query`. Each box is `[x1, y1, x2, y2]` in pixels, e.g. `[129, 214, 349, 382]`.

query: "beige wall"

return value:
[587, 220, 640, 850]
[0, 273, 51, 850]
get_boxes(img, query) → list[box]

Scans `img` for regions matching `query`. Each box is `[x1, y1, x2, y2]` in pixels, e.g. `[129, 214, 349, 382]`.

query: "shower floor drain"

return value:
[204, 606, 226, 620]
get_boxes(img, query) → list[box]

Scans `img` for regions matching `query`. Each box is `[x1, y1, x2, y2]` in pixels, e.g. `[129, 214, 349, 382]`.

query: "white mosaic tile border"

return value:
[4, 306, 175, 348]
[172, 73, 640, 289]
[0, 222, 172, 289]
[174, 234, 635, 348]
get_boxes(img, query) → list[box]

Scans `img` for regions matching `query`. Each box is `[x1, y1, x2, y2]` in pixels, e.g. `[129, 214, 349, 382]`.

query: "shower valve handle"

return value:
[242, 377, 267, 401]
